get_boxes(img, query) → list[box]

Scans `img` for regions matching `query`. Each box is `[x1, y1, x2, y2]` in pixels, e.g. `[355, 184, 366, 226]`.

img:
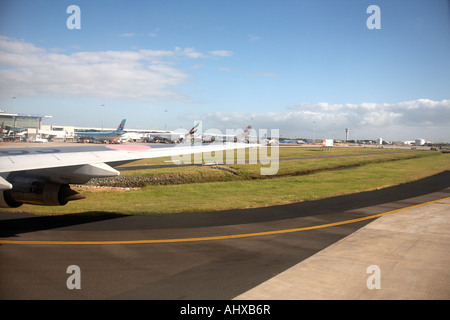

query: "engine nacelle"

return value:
[0, 176, 85, 208]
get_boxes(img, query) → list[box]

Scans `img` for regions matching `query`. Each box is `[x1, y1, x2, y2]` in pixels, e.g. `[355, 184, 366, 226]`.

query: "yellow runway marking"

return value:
[1, 197, 449, 245]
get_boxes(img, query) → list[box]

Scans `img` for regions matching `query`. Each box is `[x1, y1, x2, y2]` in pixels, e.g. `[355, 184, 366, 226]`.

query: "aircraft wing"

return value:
[0, 142, 253, 208]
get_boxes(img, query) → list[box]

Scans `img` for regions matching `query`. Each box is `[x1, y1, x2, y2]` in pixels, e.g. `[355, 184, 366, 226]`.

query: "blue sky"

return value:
[1, 0, 449, 141]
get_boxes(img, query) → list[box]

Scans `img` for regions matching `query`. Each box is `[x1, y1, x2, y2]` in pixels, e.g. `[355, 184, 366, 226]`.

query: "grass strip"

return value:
[4, 150, 448, 215]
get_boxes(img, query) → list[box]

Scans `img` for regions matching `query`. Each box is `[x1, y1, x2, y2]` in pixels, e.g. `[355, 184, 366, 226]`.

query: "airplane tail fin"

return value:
[115, 119, 126, 134]
[185, 121, 200, 137]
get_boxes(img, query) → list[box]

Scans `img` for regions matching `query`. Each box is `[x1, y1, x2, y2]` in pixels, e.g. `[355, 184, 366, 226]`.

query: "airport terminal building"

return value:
[0, 111, 53, 141]
[1, 111, 159, 142]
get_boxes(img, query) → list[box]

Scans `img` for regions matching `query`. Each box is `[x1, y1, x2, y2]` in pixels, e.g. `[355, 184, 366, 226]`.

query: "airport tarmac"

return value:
[1, 171, 449, 300]
[236, 195, 450, 300]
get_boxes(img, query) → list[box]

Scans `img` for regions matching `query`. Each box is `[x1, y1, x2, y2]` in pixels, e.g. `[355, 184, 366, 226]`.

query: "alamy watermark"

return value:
[366, 265, 381, 290]
[67, 4, 381, 31]
[169, 121, 279, 176]
[367, 5, 381, 30]
[66, 5, 81, 30]
[66, 265, 81, 290]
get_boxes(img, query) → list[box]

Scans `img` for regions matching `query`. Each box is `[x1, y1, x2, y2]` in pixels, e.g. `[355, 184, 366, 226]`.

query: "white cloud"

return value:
[181, 99, 450, 142]
[288, 99, 450, 128]
[190, 64, 206, 70]
[248, 34, 261, 41]
[119, 31, 159, 38]
[218, 67, 240, 73]
[174, 47, 206, 59]
[218, 67, 279, 78]
[119, 33, 136, 37]
[0, 36, 231, 101]
[247, 72, 279, 78]
[208, 50, 234, 57]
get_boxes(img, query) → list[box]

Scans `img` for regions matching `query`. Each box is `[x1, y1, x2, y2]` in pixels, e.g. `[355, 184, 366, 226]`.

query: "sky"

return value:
[0, 0, 449, 142]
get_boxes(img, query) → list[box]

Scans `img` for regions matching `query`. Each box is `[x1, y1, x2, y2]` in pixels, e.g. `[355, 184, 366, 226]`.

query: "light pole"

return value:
[313, 121, 316, 144]
[12, 96, 16, 140]
[101, 104, 104, 131]
[164, 109, 168, 130]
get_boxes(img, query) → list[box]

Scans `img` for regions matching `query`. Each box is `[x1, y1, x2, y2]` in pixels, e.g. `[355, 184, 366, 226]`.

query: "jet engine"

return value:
[0, 176, 85, 208]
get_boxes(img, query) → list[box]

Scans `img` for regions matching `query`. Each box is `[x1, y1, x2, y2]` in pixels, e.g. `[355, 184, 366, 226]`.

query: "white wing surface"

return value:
[0, 143, 252, 208]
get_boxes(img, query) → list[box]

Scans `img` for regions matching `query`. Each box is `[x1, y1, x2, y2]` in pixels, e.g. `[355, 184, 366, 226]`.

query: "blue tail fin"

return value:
[115, 119, 126, 133]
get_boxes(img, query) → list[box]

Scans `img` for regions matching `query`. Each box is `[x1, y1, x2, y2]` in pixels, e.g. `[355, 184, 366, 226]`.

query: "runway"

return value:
[1, 171, 449, 300]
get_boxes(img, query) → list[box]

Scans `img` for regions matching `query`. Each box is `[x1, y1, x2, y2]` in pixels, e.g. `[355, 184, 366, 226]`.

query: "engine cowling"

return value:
[0, 176, 85, 208]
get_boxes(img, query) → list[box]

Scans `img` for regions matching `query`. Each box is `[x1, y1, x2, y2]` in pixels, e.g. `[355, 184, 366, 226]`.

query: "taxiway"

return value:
[1, 171, 449, 299]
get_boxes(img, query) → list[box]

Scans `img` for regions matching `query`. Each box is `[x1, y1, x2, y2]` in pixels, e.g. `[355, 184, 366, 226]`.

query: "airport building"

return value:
[1, 110, 171, 142]
[40, 125, 76, 141]
[415, 138, 426, 146]
[0, 111, 52, 141]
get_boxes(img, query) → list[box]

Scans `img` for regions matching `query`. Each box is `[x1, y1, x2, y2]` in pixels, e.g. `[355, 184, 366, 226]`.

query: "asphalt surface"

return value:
[1, 171, 449, 300]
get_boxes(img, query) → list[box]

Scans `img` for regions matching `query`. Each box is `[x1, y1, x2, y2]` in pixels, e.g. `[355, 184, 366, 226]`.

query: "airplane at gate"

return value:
[75, 119, 126, 142]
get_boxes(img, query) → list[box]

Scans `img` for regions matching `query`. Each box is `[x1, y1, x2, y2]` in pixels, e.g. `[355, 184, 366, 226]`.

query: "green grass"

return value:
[3, 147, 449, 215]
[117, 145, 414, 167]
[96, 148, 430, 186]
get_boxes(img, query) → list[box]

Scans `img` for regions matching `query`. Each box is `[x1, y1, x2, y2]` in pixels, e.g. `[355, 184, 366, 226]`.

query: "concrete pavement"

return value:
[235, 195, 450, 300]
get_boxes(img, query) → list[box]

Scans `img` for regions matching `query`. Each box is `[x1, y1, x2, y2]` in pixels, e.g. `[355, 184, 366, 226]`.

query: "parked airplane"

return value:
[181, 122, 201, 143]
[144, 131, 186, 143]
[259, 133, 279, 145]
[0, 123, 27, 141]
[146, 122, 201, 143]
[0, 142, 254, 208]
[0, 123, 27, 136]
[202, 125, 253, 143]
[75, 119, 126, 142]
[119, 131, 144, 143]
